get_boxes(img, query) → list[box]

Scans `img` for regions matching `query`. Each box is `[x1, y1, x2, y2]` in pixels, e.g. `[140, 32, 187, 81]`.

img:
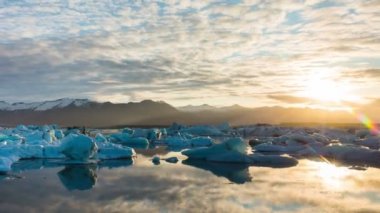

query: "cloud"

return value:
[0, 0, 379, 106]
[267, 94, 314, 104]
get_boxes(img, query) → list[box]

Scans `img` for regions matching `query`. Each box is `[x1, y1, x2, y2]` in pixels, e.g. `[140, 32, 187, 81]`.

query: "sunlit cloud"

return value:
[0, 0, 379, 107]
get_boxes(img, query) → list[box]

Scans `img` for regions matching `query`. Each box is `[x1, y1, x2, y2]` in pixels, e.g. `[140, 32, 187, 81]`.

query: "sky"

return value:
[0, 0, 379, 108]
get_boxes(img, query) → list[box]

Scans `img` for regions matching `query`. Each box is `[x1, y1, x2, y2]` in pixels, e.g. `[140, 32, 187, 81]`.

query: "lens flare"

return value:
[348, 109, 380, 136]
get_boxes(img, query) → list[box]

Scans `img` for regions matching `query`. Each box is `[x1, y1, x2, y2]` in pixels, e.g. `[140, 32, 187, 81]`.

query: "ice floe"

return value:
[1, 122, 380, 175]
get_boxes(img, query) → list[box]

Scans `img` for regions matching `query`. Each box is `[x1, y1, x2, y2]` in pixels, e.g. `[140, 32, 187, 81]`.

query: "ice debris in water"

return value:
[182, 137, 298, 166]
[152, 155, 160, 165]
[1, 122, 380, 173]
[0, 125, 136, 172]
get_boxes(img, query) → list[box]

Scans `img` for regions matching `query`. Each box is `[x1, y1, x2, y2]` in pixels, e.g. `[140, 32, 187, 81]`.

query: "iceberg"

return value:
[190, 137, 214, 147]
[152, 155, 160, 165]
[165, 157, 179, 163]
[97, 143, 136, 160]
[44, 145, 65, 158]
[182, 126, 223, 136]
[110, 133, 149, 146]
[60, 134, 98, 161]
[182, 138, 250, 163]
[182, 137, 299, 166]
[0, 156, 18, 173]
[165, 136, 191, 147]
[249, 154, 298, 168]
[95, 133, 108, 143]
[357, 137, 380, 150]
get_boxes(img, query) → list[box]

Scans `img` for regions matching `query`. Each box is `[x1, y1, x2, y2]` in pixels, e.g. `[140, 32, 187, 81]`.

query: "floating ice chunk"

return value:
[95, 133, 108, 143]
[165, 136, 190, 147]
[0, 145, 44, 159]
[23, 131, 43, 144]
[254, 143, 287, 152]
[356, 129, 371, 139]
[165, 157, 179, 163]
[109, 133, 149, 146]
[0, 156, 18, 173]
[310, 133, 330, 145]
[206, 152, 252, 163]
[320, 145, 380, 168]
[248, 138, 266, 147]
[216, 122, 231, 132]
[190, 137, 214, 147]
[152, 155, 160, 165]
[183, 137, 299, 166]
[43, 130, 57, 143]
[97, 143, 136, 160]
[249, 154, 298, 168]
[55, 130, 64, 140]
[121, 128, 134, 135]
[43, 145, 65, 158]
[240, 126, 289, 137]
[322, 129, 356, 144]
[118, 137, 149, 146]
[60, 134, 98, 161]
[182, 126, 223, 136]
[16, 125, 29, 132]
[225, 138, 249, 154]
[160, 128, 167, 137]
[301, 144, 380, 168]
[182, 138, 249, 163]
[358, 137, 380, 150]
[109, 133, 130, 142]
[131, 128, 161, 141]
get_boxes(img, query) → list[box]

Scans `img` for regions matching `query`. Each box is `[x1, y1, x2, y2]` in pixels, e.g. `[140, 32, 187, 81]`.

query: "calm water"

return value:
[1, 146, 380, 213]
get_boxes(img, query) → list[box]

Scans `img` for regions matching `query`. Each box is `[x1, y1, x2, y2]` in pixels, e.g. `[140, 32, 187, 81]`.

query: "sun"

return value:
[300, 70, 357, 106]
[306, 77, 345, 103]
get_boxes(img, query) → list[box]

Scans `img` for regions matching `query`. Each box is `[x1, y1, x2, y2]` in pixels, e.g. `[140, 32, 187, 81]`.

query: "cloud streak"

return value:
[0, 0, 379, 106]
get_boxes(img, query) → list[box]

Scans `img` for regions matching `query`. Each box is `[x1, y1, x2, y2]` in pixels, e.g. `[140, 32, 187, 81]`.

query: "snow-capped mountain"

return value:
[178, 104, 217, 112]
[0, 98, 370, 127]
[178, 104, 246, 112]
[0, 98, 91, 111]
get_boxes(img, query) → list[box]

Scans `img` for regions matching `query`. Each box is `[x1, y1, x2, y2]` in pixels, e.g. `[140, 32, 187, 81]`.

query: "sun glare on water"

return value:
[309, 162, 351, 190]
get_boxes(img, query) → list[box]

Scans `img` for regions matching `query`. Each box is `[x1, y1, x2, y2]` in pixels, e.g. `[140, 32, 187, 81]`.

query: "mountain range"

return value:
[0, 98, 378, 128]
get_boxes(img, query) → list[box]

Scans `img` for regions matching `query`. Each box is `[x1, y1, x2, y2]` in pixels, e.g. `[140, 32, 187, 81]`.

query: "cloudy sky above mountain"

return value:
[0, 0, 379, 108]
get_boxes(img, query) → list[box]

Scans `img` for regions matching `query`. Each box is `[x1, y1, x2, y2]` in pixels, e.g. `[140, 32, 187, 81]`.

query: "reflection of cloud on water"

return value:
[0, 160, 380, 212]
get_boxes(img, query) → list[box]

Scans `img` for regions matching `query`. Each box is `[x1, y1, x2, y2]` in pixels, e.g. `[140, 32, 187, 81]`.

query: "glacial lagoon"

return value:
[1, 145, 380, 213]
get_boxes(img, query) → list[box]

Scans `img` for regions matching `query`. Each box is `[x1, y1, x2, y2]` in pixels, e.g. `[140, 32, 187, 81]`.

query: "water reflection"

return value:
[182, 159, 252, 184]
[58, 165, 97, 191]
[98, 159, 134, 169]
[9, 159, 135, 191]
[308, 161, 351, 190]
